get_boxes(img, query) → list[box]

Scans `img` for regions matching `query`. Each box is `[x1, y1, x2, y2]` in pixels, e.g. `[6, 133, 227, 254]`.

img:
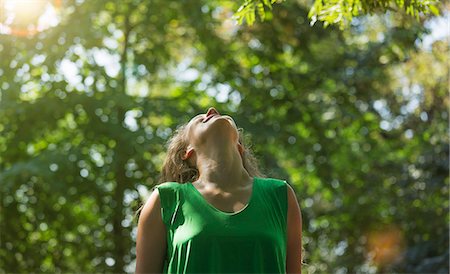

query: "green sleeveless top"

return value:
[154, 177, 288, 274]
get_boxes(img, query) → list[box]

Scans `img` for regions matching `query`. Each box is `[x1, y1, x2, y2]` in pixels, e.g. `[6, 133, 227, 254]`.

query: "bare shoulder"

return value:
[138, 188, 162, 225]
[285, 181, 302, 273]
[286, 182, 298, 200]
[135, 187, 167, 273]
[286, 182, 301, 213]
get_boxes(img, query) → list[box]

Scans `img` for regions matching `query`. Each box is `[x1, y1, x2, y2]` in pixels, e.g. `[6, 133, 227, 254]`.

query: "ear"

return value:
[182, 147, 195, 160]
[237, 143, 244, 156]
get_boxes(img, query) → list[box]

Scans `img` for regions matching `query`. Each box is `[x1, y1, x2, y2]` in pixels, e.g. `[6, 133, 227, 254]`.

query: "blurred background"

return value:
[0, 0, 448, 273]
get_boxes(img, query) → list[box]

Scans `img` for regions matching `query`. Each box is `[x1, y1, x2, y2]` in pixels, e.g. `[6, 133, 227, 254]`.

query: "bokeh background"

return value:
[0, 0, 449, 273]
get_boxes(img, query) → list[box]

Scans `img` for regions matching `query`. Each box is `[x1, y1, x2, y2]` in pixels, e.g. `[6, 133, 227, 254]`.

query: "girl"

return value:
[135, 107, 302, 273]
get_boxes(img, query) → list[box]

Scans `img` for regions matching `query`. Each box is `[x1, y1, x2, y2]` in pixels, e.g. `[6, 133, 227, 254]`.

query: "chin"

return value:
[210, 116, 237, 129]
[204, 118, 238, 140]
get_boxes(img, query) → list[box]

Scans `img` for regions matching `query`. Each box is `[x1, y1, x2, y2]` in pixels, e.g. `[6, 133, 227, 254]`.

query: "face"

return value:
[185, 107, 239, 149]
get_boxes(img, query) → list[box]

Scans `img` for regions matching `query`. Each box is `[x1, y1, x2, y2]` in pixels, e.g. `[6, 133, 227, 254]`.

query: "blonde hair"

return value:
[160, 123, 263, 183]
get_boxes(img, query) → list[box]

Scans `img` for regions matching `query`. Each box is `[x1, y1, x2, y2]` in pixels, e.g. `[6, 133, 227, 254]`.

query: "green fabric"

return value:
[154, 177, 288, 274]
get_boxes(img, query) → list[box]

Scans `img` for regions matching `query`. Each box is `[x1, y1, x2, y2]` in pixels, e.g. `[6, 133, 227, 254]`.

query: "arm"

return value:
[135, 189, 167, 274]
[286, 183, 302, 274]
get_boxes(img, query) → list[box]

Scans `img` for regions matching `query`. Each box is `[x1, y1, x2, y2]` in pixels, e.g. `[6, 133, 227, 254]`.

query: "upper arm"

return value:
[286, 183, 302, 274]
[135, 188, 167, 274]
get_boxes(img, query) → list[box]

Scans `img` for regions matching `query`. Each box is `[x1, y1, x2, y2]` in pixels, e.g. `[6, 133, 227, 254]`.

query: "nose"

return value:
[206, 107, 220, 117]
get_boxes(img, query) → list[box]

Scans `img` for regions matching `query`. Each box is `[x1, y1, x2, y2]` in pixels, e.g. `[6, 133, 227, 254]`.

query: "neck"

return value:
[194, 141, 252, 190]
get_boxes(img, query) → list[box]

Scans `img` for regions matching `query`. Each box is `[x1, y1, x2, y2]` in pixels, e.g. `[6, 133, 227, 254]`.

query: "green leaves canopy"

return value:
[235, 0, 441, 28]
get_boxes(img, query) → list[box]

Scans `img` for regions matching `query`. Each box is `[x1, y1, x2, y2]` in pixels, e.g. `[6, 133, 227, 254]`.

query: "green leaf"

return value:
[429, 5, 440, 16]
[257, 2, 266, 21]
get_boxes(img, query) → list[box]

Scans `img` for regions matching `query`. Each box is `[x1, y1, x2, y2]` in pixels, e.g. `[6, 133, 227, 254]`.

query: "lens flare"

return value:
[366, 225, 405, 267]
[0, 0, 62, 36]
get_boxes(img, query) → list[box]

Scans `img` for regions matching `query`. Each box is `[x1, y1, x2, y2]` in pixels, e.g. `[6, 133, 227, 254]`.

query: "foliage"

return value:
[234, 0, 282, 25]
[234, 0, 442, 28]
[0, 0, 447, 273]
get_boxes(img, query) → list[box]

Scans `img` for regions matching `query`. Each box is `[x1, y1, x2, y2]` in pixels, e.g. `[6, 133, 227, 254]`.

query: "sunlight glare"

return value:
[0, 0, 61, 36]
